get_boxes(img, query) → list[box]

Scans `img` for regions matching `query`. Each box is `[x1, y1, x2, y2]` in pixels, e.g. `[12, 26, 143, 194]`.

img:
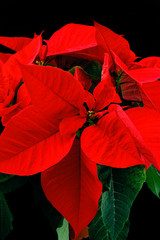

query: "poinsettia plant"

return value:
[0, 20, 160, 240]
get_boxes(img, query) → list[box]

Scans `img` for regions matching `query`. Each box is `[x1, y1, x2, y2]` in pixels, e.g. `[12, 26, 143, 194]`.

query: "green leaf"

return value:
[0, 173, 14, 183]
[0, 175, 28, 193]
[100, 165, 146, 240]
[0, 192, 13, 240]
[68, 66, 82, 76]
[44, 63, 57, 67]
[56, 218, 69, 240]
[84, 61, 102, 82]
[89, 199, 130, 240]
[146, 165, 160, 198]
[89, 197, 110, 240]
[116, 220, 130, 240]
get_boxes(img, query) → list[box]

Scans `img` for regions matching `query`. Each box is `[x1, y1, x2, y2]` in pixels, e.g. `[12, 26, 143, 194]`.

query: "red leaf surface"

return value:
[70, 45, 104, 63]
[130, 68, 160, 83]
[46, 23, 103, 62]
[113, 51, 160, 84]
[74, 67, 92, 90]
[59, 115, 86, 136]
[94, 21, 136, 65]
[41, 139, 102, 239]
[47, 23, 96, 55]
[1, 84, 31, 126]
[0, 36, 41, 124]
[126, 107, 160, 170]
[2, 35, 42, 91]
[138, 56, 160, 68]
[103, 52, 142, 102]
[120, 72, 142, 102]
[19, 64, 85, 119]
[0, 36, 32, 52]
[0, 105, 75, 175]
[140, 81, 160, 112]
[0, 60, 8, 101]
[81, 105, 155, 168]
[0, 53, 12, 63]
[93, 54, 121, 110]
[112, 52, 160, 102]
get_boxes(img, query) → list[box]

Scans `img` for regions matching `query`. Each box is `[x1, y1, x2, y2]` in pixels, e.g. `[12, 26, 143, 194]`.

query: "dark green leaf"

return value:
[0, 192, 13, 240]
[0, 175, 28, 193]
[116, 220, 130, 240]
[0, 173, 14, 183]
[89, 198, 130, 240]
[97, 165, 111, 192]
[84, 61, 102, 82]
[89, 197, 110, 240]
[146, 165, 160, 198]
[68, 66, 82, 76]
[44, 63, 57, 67]
[100, 165, 146, 240]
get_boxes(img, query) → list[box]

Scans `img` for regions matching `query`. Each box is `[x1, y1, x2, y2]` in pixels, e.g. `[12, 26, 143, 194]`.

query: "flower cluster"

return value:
[0, 21, 160, 239]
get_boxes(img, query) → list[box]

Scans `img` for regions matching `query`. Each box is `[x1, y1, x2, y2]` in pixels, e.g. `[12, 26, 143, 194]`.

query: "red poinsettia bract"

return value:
[0, 22, 160, 239]
[0, 58, 159, 238]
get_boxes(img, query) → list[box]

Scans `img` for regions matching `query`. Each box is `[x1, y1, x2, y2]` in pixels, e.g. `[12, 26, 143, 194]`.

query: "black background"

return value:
[1, 0, 160, 239]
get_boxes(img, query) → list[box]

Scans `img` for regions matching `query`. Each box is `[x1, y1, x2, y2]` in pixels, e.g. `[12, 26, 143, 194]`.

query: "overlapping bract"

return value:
[0, 21, 160, 239]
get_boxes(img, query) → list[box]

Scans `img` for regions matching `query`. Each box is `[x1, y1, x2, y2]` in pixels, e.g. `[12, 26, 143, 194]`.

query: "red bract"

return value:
[46, 23, 104, 63]
[41, 140, 102, 240]
[94, 21, 137, 66]
[0, 35, 32, 52]
[0, 64, 85, 175]
[0, 58, 159, 238]
[131, 56, 160, 113]
[0, 34, 42, 125]
[0, 22, 160, 239]
[112, 52, 160, 111]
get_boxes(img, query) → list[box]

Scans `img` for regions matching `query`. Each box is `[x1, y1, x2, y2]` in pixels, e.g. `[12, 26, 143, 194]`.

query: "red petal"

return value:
[3, 35, 42, 91]
[126, 107, 160, 170]
[130, 68, 160, 83]
[0, 106, 75, 175]
[74, 67, 92, 91]
[93, 54, 121, 111]
[0, 60, 9, 101]
[19, 64, 84, 118]
[1, 104, 21, 126]
[93, 82, 117, 111]
[138, 56, 160, 68]
[0, 102, 20, 119]
[113, 52, 160, 102]
[59, 115, 86, 136]
[0, 53, 12, 63]
[41, 139, 102, 239]
[0, 36, 32, 52]
[94, 21, 136, 65]
[47, 23, 99, 60]
[14, 35, 42, 64]
[140, 81, 160, 112]
[1, 84, 32, 125]
[38, 45, 48, 62]
[16, 84, 31, 109]
[81, 105, 151, 168]
[113, 51, 160, 84]
[84, 90, 95, 111]
[69, 45, 104, 63]
[120, 72, 142, 102]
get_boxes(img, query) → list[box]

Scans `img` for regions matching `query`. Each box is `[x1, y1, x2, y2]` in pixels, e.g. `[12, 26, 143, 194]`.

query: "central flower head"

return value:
[88, 110, 96, 118]
[35, 60, 44, 66]
[87, 110, 97, 126]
